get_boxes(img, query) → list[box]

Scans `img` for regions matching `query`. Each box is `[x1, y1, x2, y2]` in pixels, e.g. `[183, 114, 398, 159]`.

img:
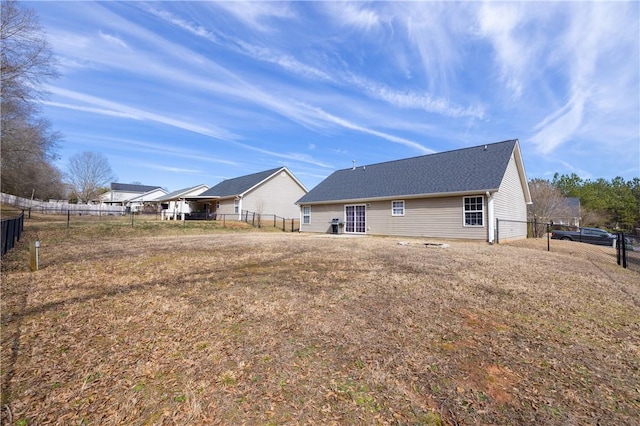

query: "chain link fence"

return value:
[497, 218, 638, 273]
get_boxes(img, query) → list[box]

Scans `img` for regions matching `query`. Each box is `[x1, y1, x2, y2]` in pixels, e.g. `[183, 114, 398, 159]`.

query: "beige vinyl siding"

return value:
[298, 204, 344, 234]
[243, 171, 307, 218]
[366, 196, 487, 239]
[216, 199, 237, 217]
[300, 196, 488, 239]
[493, 153, 528, 240]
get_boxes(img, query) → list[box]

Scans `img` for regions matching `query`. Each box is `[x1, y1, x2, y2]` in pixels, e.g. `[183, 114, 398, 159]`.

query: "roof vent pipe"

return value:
[352, 160, 356, 170]
[484, 145, 488, 151]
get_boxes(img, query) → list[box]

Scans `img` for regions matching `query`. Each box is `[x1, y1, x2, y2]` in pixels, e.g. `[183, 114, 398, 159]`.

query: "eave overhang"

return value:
[297, 188, 501, 206]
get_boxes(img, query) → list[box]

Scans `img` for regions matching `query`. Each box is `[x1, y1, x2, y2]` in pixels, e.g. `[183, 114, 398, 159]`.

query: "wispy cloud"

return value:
[528, 2, 639, 154]
[321, 2, 380, 31]
[136, 163, 203, 174]
[212, 1, 296, 32]
[476, 2, 531, 99]
[99, 31, 128, 49]
[144, 3, 480, 120]
[45, 86, 239, 141]
[40, 101, 143, 119]
[141, 5, 218, 42]
[530, 92, 586, 154]
[308, 105, 434, 154]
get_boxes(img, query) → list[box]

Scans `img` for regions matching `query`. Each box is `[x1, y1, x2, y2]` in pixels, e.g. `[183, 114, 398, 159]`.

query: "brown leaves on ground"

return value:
[1, 224, 639, 425]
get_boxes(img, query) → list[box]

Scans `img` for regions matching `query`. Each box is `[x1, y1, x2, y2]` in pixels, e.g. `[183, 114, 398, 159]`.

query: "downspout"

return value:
[236, 196, 243, 221]
[486, 191, 495, 244]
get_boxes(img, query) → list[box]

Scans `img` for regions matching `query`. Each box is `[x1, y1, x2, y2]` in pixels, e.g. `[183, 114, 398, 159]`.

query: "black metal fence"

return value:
[497, 218, 637, 273]
[239, 210, 300, 232]
[618, 233, 640, 273]
[183, 209, 300, 232]
[1, 212, 24, 255]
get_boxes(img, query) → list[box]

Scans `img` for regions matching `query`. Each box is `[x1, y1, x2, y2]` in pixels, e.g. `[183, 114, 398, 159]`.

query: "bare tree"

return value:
[1, 0, 63, 198]
[528, 179, 576, 237]
[253, 199, 268, 228]
[1, 0, 58, 104]
[66, 152, 116, 203]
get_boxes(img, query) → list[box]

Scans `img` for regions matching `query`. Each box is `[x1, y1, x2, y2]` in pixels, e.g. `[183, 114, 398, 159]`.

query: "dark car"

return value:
[550, 227, 617, 246]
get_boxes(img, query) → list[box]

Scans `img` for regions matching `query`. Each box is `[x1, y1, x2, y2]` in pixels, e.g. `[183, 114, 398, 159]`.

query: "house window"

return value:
[234, 199, 239, 214]
[463, 196, 484, 226]
[392, 200, 405, 216]
[302, 206, 311, 224]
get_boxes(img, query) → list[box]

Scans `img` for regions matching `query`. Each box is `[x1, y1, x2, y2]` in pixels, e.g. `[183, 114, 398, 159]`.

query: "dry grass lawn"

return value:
[1, 219, 639, 425]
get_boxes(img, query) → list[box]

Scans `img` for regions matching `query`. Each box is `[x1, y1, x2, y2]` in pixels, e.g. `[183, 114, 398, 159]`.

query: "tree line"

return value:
[529, 174, 640, 231]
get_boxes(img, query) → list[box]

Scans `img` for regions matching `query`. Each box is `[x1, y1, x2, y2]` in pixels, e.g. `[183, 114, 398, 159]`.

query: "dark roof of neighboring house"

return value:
[199, 167, 283, 198]
[561, 197, 581, 215]
[297, 140, 520, 204]
[111, 183, 162, 193]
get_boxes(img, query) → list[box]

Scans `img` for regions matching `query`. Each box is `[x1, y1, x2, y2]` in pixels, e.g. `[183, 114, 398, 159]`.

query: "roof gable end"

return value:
[199, 167, 284, 198]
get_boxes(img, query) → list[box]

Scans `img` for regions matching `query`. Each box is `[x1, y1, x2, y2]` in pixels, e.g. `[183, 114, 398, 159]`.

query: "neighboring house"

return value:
[194, 167, 308, 220]
[127, 188, 169, 213]
[100, 183, 165, 209]
[154, 184, 210, 220]
[552, 197, 581, 228]
[296, 139, 532, 242]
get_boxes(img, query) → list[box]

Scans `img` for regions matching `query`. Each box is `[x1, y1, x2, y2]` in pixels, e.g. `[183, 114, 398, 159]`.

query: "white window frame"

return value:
[234, 198, 239, 214]
[463, 196, 484, 227]
[302, 206, 311, 224]
[345, 204, 366, 233]
[391, 200, 405, 216]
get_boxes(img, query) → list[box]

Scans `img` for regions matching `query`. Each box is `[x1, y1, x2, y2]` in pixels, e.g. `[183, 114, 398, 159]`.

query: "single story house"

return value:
[193, 167, 308, 220]
[154, 184, 210, 220]
[296, 139, 532, 242]
[551, 197, 581, 228]
[100, 183, 167, 212]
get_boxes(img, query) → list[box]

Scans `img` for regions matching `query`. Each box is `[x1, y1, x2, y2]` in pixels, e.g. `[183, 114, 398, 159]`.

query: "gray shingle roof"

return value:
[297, 140, 518, 204]
[155, 184, 209, 201]
[111, 183, 161, 193]
[199, 168, 283, 198]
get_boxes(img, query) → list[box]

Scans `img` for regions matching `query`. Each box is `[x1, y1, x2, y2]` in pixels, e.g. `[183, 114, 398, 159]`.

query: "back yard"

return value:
[1, 219, 639, 425]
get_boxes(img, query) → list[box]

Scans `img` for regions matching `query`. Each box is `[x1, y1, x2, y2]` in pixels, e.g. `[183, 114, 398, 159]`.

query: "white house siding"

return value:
[493, 153, 528, 241]
[242, 172, 306, 219]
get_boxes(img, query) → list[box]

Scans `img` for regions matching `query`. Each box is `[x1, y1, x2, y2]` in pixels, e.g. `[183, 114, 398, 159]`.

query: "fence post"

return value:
[131, 211, 134, 228]
[18, 212, 24, 241]
[547, 223, 550, 251]
[291, 219, 294, 232]
[617, 232, 622, 265]
[622, 232, 627, 268]
[495, 218, 499, 244]
[67, 210, 70, 228]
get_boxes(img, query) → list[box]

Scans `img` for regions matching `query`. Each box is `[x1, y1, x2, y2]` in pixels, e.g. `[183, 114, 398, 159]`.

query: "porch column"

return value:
[487, 192, 495, 243]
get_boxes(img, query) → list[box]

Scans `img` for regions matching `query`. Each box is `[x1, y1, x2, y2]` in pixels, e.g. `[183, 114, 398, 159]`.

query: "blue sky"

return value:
[32, 1, 639, 192]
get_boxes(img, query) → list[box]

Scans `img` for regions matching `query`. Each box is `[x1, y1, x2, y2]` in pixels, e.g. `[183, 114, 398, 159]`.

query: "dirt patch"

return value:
[2, 223, 639, 425]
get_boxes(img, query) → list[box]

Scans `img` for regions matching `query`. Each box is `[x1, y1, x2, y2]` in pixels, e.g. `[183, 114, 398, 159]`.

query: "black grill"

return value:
[329, 218, 344, 234]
